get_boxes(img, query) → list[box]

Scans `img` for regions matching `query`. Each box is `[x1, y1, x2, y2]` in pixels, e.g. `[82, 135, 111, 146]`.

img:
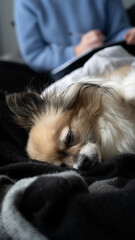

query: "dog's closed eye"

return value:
[65, 129, 74, 148]
[59, 127, 74, 150]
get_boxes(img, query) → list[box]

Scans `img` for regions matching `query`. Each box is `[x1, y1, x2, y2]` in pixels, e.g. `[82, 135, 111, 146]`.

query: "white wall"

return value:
[0, 0, 135, 55]
[0, 0, 18, 55]
[122, 0, 135, 8]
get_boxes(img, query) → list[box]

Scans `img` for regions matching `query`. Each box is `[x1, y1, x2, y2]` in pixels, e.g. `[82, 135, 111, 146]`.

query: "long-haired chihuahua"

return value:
[6, 65, 135, 169]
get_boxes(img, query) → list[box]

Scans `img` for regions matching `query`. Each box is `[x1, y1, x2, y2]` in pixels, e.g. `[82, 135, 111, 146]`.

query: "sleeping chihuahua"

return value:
[6, 65, 135, 169]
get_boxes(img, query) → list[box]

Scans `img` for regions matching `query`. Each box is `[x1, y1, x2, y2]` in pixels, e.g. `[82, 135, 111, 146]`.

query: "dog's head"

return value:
[6, 83, 106, 169]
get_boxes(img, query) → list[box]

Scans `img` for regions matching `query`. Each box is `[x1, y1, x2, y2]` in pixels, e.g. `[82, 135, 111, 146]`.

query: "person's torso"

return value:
[34, 0, 107, 45]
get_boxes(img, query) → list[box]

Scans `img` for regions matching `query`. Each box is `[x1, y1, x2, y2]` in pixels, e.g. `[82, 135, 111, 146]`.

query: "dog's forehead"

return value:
[30, 110, 72, 143]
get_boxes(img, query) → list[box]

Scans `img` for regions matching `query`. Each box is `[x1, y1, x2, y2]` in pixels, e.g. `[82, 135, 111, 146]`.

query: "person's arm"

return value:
[14, 0, 75, 72]
[74, 30, 105, 56]
[105, 0, 132, 43]
[124, 28, 135, 44]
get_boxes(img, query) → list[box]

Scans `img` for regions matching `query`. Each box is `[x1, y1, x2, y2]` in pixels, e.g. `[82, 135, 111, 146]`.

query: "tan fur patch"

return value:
[26, 85, 103, 167]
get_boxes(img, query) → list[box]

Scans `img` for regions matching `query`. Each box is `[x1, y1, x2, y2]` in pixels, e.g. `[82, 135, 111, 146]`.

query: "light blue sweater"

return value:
[14, 0, 131, 72]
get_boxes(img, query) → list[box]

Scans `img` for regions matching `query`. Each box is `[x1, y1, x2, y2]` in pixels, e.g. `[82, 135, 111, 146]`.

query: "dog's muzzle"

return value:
[78, 153, 99, 170]
[73, 143, 101, 170]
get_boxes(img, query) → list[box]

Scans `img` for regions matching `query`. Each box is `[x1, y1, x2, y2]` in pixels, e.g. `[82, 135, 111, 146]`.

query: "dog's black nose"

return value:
[78, 154, 98, 170]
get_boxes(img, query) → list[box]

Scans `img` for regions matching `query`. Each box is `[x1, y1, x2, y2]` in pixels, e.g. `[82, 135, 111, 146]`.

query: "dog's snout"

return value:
[77, 143, 101, 170]
[78, 153, 99, 170]
[78, 154, 92, 170]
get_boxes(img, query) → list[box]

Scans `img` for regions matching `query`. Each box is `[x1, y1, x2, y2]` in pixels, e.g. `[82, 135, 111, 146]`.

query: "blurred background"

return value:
[0, 0, 17, 55]
[0, 0, 135, 56]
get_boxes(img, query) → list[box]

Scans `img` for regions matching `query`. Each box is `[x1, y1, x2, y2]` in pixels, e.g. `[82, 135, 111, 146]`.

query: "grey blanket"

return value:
[1, 160, 135, 240]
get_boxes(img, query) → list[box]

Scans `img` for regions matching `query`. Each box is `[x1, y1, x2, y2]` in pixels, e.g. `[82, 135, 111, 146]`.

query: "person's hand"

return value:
[74, 29, 105, 56]
[124, 28, 135, 45]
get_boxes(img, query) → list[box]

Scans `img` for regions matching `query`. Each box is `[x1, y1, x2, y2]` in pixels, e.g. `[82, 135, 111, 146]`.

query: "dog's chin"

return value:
[73, 157, 99, 170]
[26, 141, 101, 170]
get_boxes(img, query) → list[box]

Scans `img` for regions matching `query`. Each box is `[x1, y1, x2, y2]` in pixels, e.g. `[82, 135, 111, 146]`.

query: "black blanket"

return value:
[1, 85, 135, 240]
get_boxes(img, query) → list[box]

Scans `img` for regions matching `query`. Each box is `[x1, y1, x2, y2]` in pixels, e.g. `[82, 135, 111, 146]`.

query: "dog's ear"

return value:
[6, 92, 45, 130]
[62, 83, 103, 111]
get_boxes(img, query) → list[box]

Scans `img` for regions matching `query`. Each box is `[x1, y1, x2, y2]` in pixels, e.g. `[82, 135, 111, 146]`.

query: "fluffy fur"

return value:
[6, 65, 135, 169]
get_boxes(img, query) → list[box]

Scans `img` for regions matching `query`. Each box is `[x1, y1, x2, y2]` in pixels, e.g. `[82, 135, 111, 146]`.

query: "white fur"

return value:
[45, 67, 135, 167]
[98, 99, 135, 159]
[83, 67, 135, 160]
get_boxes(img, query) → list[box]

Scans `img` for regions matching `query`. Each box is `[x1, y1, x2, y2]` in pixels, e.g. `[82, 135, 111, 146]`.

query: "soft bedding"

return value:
[1, 46, 135, 240]
[43, 45, 135, 95]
